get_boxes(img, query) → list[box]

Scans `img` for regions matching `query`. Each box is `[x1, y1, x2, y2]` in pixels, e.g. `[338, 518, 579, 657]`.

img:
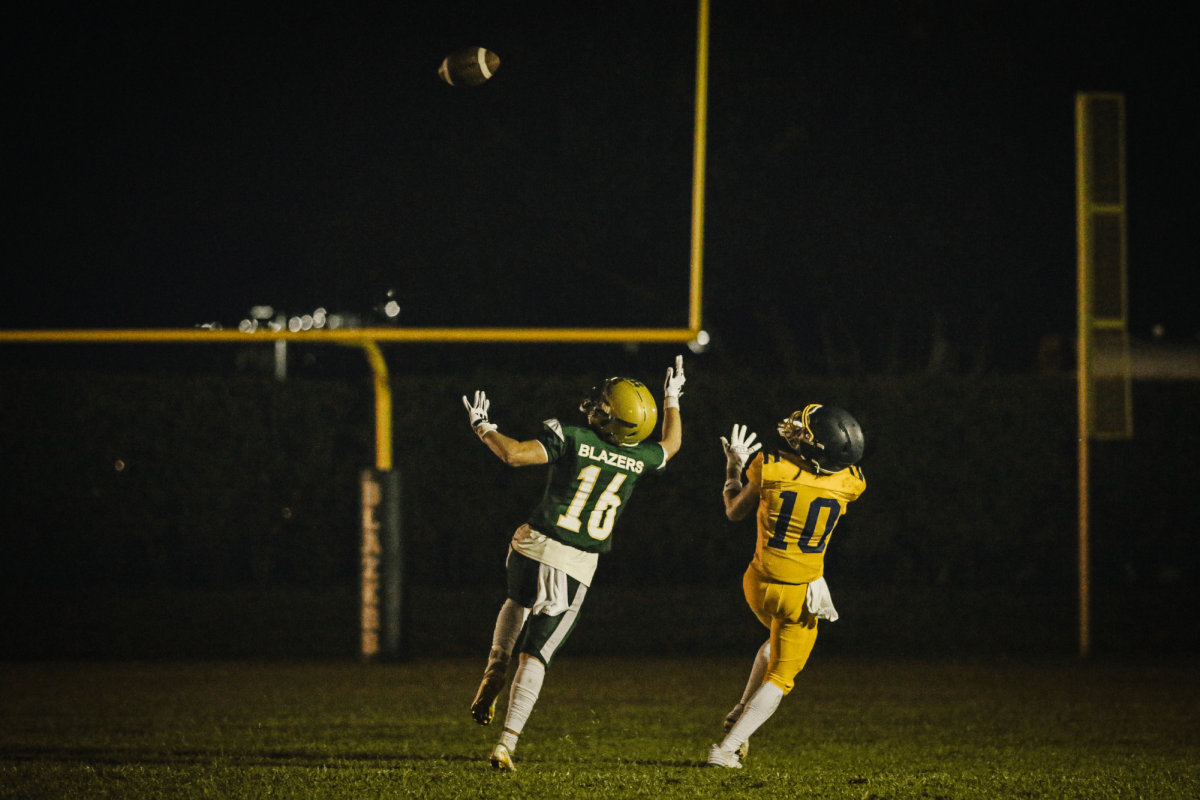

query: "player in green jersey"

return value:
[462, 356, 686, 771]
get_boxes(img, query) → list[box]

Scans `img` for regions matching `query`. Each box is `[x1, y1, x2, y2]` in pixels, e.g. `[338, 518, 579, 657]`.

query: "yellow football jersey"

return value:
[746, 451, 866, 585]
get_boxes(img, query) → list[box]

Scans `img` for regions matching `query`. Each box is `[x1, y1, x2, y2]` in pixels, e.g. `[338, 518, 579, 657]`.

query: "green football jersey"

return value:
[527, 419, 666, 554]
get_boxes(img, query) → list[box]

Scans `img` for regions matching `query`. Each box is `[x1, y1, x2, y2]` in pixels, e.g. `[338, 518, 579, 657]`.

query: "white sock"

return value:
[491, 599, 529, 656]
[722, 681, 784, 752]
[726, 640, 771, 724]
[501, 654, 546, 746]
[739, 640, 771, 706]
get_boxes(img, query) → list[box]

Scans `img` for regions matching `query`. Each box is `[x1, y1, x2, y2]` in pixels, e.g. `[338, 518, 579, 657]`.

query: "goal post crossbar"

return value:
[0, 325, 704, 473]
[0, 327, 700, 345]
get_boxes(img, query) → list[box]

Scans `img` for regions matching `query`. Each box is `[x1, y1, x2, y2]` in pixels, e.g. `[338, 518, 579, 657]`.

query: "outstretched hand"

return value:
[663, 355, 685, 401]
[721, 424, 761, 472]
[462, 390, 499, 438]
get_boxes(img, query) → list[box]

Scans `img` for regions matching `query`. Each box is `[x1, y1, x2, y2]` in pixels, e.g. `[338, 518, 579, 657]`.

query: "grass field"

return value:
[1, 657, 1196, 799]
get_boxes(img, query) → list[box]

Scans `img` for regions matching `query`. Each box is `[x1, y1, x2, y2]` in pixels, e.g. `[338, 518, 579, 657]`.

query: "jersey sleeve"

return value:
[535, 418, 571, 462]
[745, 451, 765, 484]
[615, 436, 666, 474]
[633, 439, 666, 473]
[842, 465, 867, 500]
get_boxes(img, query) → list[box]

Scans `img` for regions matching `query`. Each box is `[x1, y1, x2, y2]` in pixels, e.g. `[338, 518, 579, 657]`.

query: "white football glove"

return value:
[721, 424, 761, 472]
[663, 355, 685, 405]
[462, 390, 499, 438]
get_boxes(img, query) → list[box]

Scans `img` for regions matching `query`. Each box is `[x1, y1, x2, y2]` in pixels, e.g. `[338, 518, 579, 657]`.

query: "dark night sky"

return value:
[5, 1, 1195, 374]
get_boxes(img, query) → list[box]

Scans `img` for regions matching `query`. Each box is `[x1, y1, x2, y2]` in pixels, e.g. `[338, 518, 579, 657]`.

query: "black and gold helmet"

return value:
[778, 403, 864, 474]
[580, 377, 658, 446]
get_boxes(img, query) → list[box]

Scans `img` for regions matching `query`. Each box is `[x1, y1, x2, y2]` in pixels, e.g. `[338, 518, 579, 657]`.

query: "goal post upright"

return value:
[690, 0, 710, 334]
[1075, 91, 1131, 659]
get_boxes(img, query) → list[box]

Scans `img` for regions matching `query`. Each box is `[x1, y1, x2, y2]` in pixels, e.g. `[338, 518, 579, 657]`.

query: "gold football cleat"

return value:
[471, 653, 509, 726]
[722, 705, 742, 733]
[490, 743, 516, 772]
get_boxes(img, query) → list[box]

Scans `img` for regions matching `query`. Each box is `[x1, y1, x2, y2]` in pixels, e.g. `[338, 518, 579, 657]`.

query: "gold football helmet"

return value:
[580, 377, 658, 446]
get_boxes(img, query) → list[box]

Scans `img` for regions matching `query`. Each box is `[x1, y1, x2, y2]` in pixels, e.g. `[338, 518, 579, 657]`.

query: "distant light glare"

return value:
[238, 319, 258, 333]
[288, 316, 302, 332]
[328, 315, 342, 330]
[313, 308, 327, 328]
[687, 329, 710, 354]
[300, 314, 313, 331]
[384, 301, 401, 318]
[251, 305, 274, 320]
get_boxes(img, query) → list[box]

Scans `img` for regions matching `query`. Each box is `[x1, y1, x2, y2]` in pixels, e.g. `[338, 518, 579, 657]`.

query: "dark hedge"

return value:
[1, 369, 1196, 657]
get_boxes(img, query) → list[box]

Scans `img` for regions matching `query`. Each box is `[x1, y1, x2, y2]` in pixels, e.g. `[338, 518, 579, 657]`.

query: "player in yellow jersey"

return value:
[706, 403, 866, 768]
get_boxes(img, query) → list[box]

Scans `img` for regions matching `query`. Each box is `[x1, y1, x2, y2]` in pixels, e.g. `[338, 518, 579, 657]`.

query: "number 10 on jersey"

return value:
[767, 492, 841, 553]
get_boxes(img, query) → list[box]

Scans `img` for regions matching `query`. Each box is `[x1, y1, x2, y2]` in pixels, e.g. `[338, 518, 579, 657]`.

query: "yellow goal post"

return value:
[1076, 91, 1131, 659]
[0, 0, 713, 661]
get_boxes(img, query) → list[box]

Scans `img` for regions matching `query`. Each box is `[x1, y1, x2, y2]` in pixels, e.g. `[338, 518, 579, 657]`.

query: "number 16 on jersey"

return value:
[557, 465, 627, 541]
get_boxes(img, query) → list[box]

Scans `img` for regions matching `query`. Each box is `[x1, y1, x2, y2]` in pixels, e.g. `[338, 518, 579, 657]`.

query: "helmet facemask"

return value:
[778, 404, 821, 459]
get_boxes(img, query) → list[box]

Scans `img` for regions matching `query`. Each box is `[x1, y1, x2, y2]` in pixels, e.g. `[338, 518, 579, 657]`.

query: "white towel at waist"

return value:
[530, 560, 571, 617]
[805, 576, 839, 622]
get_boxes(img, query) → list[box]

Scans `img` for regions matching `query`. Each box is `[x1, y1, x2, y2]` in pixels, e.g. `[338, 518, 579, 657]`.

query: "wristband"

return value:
[724, 479, 743, 492]
[475, 422, 499, 439]
[664, 396, 680, 409]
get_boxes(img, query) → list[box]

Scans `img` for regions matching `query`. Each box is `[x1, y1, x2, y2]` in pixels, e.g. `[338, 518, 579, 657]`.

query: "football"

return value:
[438, 47, 501, 87]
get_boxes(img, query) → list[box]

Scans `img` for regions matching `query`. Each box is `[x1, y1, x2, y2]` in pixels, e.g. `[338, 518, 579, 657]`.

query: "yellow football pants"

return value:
[743, 565, 818, 695]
